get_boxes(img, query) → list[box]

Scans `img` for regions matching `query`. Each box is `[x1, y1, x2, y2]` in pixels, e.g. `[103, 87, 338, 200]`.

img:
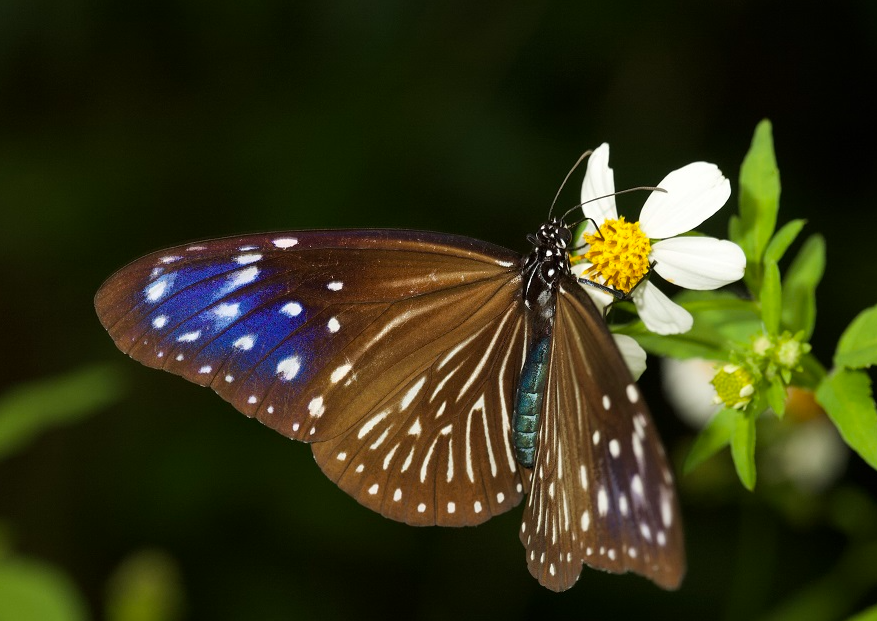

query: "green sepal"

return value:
[767, 376, 787, 418]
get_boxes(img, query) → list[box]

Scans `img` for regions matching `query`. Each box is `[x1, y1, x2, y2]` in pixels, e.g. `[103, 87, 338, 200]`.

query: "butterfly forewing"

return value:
[520, 277, 685, 591]
[95, 229, 527, 526]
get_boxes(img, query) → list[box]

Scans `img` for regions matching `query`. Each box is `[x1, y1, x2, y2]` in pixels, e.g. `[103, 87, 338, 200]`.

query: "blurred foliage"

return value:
[2, 0, 877, 619]
[0, 364, 129, 460]
[105, 550, 186, 621]
[0, 557, 90, 621]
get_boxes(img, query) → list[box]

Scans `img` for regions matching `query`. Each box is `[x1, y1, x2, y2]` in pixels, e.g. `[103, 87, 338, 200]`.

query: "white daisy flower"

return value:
[572, 143, 746, 335]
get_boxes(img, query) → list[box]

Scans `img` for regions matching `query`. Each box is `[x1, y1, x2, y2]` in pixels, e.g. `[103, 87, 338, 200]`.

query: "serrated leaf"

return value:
[764, 219, 806, 264]
[738, 120, 781, 265]
[781, 234, 825, 339]
[0, 364, 128, 461]
[767, 377, 787, 418]
[835, 305, 877, 370]
[0, 558, 89, 621]
[816, 369, 877, 471]
[761, 260, 782, 335]
[731, 412, 757, 490]
[684, 408, 736, 474]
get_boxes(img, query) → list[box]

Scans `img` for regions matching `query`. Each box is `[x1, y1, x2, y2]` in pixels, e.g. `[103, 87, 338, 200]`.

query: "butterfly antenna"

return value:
[548, 150, 593, 220]
[561, 185, 667, 228]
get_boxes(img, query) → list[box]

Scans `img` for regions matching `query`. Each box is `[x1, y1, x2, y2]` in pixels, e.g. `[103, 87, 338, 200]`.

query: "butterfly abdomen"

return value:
[512, 335, 552, 467]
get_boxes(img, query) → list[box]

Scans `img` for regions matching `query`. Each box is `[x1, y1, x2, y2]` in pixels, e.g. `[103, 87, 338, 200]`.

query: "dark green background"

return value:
[2, 1, 876, 619]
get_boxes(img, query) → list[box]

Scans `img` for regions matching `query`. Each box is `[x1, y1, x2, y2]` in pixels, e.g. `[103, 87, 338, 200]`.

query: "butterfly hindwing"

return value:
[520, 276, 685, 591]
[95, 229, 528, 526]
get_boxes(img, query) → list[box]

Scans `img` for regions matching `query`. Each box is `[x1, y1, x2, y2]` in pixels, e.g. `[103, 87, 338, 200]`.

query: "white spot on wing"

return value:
[276, 356, 301, 381]
[330, 364, 352, 383]
[214, 303, 241, 318]
[357, 411, 389, 439]
[152, 315, 168, 328]
[233, 335, 255, 350]
[308, 396, 325, 417]
[198, 365, 212, 374]
[609, 439, 620, 457]
[401, 377, 427, 410]
[280, 302, 302, 317]
[368, 483, 379, 495]
[598, 487, 608, 516]
[235, 253, 262, 264]
[626, 383, 639, 403]
[222, 266, 259, 294]
[327, 317, 340, 333]
[327, 281, 343, 291]
[177, 331, 201, 342]
[145, 278, 171, 302]
[273, 237, 298, 248]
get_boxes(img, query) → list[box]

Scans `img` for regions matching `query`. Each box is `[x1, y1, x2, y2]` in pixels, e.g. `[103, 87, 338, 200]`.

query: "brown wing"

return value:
[95, 229, 528, 526]
[519, 277, 685, 591]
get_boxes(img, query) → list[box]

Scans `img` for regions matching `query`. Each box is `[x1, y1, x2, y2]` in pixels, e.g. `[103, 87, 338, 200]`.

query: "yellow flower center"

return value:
[579, 217, 652, 293]
[712, 364, 755, 410]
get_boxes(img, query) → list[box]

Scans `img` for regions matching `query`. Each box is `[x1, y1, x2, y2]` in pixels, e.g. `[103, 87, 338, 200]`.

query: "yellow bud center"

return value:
[712, 364, 756, 410]
[580, 217, 652, 293]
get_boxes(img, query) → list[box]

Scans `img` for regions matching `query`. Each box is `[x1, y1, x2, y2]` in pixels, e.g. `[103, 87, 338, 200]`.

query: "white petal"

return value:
[651, 237, 746, 290]
[639, 162, 731, 239]
[633, 282, 693, 335]
[661, 358, 721, 428]
[571, 261, 615, 312]
[613, 334, 647, 380]
[579, 143, 618, 234]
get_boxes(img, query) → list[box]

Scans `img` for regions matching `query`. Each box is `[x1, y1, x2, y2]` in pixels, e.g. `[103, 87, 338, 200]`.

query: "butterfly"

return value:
[94, 207, 685, 592]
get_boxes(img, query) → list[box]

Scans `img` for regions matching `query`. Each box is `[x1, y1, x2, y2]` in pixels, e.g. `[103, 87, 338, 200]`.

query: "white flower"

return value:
[572, 143, 746, 335]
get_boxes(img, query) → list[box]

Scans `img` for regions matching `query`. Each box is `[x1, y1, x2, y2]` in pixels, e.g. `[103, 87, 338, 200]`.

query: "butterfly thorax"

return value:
[513, 219, 573, 468]
[521, 219, 573, 311]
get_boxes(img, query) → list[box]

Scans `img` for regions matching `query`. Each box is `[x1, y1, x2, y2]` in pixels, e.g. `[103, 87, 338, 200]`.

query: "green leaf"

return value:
[760, 260, 782, 335]
[764, 218, 806, 264]
[835, 305, 877, 370]
[684, 408, 736, 474]
[0, 558, 89, 621]
[0, 364, 129, 461]
[731, 412, 757, 490]
[781, 234, 825, 339]
[738, 119, 781, 267]
[816, 369, 877, 471]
